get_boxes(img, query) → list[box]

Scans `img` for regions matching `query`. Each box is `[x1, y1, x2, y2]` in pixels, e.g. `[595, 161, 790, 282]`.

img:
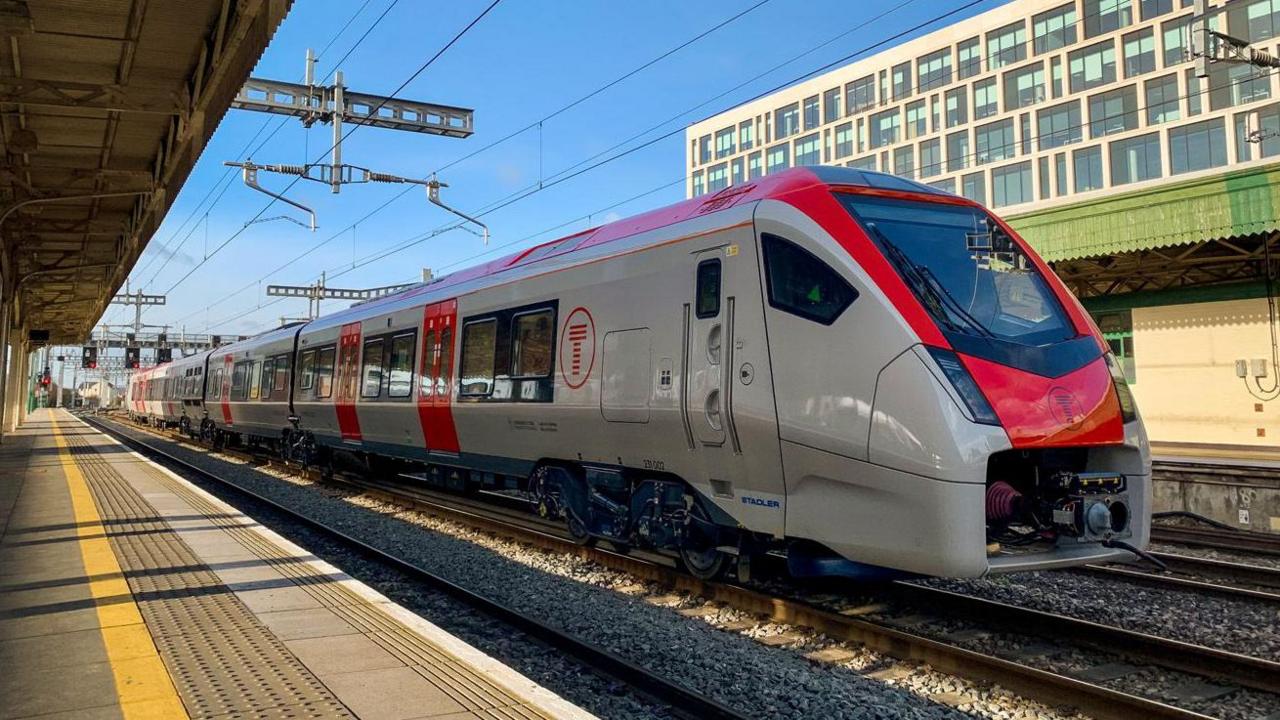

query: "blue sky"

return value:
[107, 0, 1004, 336]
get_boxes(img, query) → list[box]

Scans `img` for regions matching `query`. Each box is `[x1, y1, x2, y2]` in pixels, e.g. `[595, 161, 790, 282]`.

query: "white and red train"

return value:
[128, 166, 1150, 580]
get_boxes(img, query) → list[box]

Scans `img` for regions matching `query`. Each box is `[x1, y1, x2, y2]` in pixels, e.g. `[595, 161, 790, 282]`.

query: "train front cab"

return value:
[753, 168, 1150, 579]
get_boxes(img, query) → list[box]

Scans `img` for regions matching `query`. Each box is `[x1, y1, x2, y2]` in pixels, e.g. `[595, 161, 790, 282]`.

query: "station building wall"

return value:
[1125, 296, 1278, 446]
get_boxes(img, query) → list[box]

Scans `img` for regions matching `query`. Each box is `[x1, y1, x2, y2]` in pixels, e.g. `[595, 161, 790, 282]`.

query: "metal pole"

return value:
[331, 71, 343, 194]
[56, 348, 65, 407]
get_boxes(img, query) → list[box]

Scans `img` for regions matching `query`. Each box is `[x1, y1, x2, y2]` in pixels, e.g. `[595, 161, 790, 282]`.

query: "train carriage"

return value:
[171, 166, 1151, 580]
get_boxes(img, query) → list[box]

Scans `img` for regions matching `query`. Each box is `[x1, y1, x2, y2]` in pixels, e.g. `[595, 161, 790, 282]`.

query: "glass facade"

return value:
[689, 0, 1277, 206]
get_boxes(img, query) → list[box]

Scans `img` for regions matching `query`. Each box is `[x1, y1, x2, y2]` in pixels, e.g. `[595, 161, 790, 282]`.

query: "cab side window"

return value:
[761, 234, 858, 325]
[695, 259, 721, 318]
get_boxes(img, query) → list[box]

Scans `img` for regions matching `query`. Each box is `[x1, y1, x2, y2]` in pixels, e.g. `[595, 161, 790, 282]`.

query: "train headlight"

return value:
[1103, 352, 1137, 424]
[927, 348, 1000, 426]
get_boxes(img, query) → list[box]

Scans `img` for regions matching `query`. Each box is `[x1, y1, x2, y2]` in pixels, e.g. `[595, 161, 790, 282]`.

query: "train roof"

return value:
[254, 166, 951, 338]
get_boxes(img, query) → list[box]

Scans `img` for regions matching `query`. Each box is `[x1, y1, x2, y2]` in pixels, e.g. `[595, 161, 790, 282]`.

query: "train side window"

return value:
[315, 347, 336, 398]
[273, 354, 290, 393]
[298, 350, 315, 390]
[438, 327, 453, 397]
[387, 333, 415, 398]
[231, 362, 249, 400]
[420, 330, 437, 399]
[511, 309, 553, 378]
[695, 259, 721, 318]
[460, 319, 496, 396]
[361, 339, 386, 398]
[255, 360, 271, 399]
[761, 233, 858, 325]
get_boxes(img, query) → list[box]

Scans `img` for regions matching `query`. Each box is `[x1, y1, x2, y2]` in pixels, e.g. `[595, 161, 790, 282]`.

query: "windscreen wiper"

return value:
[866, 223, 978, 337]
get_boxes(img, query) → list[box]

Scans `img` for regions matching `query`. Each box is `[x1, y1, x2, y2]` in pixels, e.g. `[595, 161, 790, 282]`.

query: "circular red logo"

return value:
[559, 307, 596, 389]
[1047, 386, 1085, 428]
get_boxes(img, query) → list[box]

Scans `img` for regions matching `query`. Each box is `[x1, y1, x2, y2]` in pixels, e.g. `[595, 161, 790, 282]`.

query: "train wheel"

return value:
[679, 503, 728, 580]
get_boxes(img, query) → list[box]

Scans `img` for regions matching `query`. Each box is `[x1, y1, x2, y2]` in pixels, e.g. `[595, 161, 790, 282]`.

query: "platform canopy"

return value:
[0, 0, 291, 343]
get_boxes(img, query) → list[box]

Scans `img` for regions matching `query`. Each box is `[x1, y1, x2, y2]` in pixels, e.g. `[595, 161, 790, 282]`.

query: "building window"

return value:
[987, 21, 1027, 69]
[1122, 28, 1156, 77]
[974, 78, 999, 119]
[1073, 145, 1105, 192]
[1033, 4, 1078, 54]
[1069, 41, 1117, 92]
[794, 133, 820, 166]
[731, 158, 744, 185]
[361, 338, 385, 398]
[1247, 104, 1280, 159]
[387, 333, 415, 398]
[823, 88, 842, 124]
[892, 61, 913, 100]
[1140, 0, 1173, 20]
[927, 177, 957, 194]
[460, 319, 497, 396]
[1186, 68, 1204, 115]
[740, 120, 754, 151]
[1039, 156, 1051, 199]
[847, 154, 877, 171]
[945, 87, 967, 127]
[775, 102, 799, 140]
[918, 48, 952, 91]
[870, 108, 900, 148]
[905, 100, 927, 139]
[692, 171, 704, 197]
[1213, 63, 1272, 110]
[975, 118, 1016, 164]
[1055, 152, 1068, 195]
[1231, 0, 1280, 42]
[699, 135, 711, 164]
[1088, 85, 1139, 138]
[1144, 74, 1180, 124]
[879, 69, 889, 105]
[1004, 62, 1046, 109]
[707, 163, 728, 193]
[930, 95, 941, 132]
[1084, 0, 1133, 38]
[748, 151, 762, 179]
[1162, 15, 1191, 67]
[715, 127, 735, 158]
[893, 145, 915, 177]
[1037, 100, 1083, 149]
[1110, 132, 1162, 185]
[766, 143, 790, 173]
[1096, 311, 1137, 383]
[992, 161, 1033, 207]
[957, 37, 982, 79]
[920, 138, 942, 177]
[834, 122, 853, 158]
[803, 95, 820, 130]
[846, 75, 875, 114]
[1169, 117, 1228, 174]
[1051, 55, 1064, 97]
[761, 234, 857, 325]
[947, 130, 970, 172]
[961, 171, 986, 205]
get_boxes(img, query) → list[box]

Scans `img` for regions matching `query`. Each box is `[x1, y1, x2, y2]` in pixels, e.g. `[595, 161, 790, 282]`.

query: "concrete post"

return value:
[2, 340, 19, 434]
[16, 344, 29, 426]
[0, 301, 9, 441]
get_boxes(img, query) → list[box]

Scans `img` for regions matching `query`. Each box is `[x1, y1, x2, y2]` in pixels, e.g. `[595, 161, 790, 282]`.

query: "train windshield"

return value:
[840, 194, 1074, 347]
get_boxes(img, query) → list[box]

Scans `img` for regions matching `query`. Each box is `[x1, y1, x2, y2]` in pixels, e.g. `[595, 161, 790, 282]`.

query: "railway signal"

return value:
[124, 347, 140, 369]
[82, 346, 97, 369]
[157, 348, 172, 364]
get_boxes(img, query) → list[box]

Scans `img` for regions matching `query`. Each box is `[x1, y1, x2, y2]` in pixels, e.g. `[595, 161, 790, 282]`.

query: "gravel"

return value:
[100, 418, 1041, 720]
[919, 569, 1280, 660]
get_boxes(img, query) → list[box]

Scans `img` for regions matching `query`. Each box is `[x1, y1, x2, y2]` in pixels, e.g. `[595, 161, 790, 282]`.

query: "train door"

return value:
[417, 300, 460, 454]
[219, 354, 233, 425]
[335, 322, 363, 442]
[684, 242, 785, 538]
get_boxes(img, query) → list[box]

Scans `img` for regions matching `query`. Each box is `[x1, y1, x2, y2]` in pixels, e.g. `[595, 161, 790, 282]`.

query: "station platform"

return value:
[0, 408, 592, 720]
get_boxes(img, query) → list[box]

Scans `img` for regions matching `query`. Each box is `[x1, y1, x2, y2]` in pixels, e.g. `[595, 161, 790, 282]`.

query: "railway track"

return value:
[1150, 523, 1280, 557]
[95, 414, 1280, 720]
[83, 415, 748, 720]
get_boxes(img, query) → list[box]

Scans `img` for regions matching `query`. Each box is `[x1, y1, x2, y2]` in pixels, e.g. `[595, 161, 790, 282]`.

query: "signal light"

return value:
[125, 346, 140, 369]
[83, 346, 98, 369]
[157, 348, 172, 363]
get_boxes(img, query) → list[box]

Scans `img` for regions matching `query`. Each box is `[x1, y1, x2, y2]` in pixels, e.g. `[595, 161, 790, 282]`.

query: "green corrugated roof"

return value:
[1004, 161, 1280, 262]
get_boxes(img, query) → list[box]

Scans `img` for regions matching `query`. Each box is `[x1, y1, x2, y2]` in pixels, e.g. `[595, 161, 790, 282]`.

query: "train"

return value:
[127, 166, 1151, 580]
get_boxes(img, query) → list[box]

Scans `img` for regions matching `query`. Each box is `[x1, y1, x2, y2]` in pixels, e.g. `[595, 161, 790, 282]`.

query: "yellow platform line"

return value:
[49, 412, 190, 720]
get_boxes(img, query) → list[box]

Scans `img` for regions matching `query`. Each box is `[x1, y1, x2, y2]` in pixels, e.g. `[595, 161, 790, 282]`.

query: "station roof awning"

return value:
[0, 0, 291, 344]
[1006, 161, 1280, 263]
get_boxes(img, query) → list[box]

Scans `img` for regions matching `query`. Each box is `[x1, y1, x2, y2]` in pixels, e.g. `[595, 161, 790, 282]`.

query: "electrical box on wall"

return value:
[1251, 359, 1269, 378]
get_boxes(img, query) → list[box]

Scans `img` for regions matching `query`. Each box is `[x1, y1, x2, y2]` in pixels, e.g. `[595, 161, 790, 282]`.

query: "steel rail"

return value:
[94, 416, 1234, 720]
[84, 415, 750, 720]
[1150, 551, 1280, 591]
[1076, 563, 1280, 603]
[1152, 524, 1280, 557]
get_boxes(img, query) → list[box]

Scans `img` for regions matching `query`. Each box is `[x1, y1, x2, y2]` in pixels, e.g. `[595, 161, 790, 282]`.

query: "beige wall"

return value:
[1132, 297, 1279, 446]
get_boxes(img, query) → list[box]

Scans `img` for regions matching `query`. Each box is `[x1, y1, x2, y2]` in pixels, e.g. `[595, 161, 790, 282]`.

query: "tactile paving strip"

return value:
[130, 441, 556, 719]
[62, 429, 353, 719]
